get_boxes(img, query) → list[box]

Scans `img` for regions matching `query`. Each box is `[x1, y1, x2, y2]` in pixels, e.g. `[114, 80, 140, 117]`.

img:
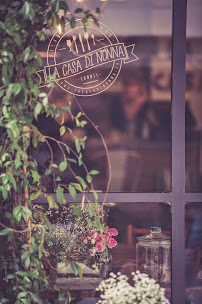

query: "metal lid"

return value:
[136, 227, 171, 245]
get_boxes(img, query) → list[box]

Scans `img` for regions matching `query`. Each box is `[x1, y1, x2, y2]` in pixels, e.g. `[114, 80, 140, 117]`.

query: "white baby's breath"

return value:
[96, 271, 170, 304]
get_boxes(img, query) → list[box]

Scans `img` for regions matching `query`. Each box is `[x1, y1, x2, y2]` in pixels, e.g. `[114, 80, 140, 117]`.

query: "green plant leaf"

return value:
[67, 158, 76, 163]
[25, 256, 30, 269]
[69, 184, 77, 200]
[70, 261, 79, 276]
[34, 103, 42, 120]
[87, 218, 92, 228]
[59, 126, 66, 136]
[75, 138, 81, 153]
[86, 174, 92, 183]
[0, 229, 11, 236]
[56, 186, 64, 205]
[72, 205, 82, 218]
[45, 168, 51, 176]
[77, 176, 87, 190]
[30, 191, 41, 201]
[88, 202, 94, 217]
[47, 195, 55, 208]
[89, 170, 99, 175]
[59, 160, 67, 172]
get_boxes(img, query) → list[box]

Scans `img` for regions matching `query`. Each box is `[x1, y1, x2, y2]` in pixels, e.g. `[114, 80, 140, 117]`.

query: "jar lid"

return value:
[136, 227, 171, 245]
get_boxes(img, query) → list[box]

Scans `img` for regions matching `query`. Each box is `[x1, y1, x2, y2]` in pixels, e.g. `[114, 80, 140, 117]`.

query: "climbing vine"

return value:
[0, 1, 103, 303]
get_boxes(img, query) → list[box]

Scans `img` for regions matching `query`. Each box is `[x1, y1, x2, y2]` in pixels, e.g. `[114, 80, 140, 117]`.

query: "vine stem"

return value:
[0, 222, 29, 233]
[22, 165, 32, 250]
[73, 95, 112, 223]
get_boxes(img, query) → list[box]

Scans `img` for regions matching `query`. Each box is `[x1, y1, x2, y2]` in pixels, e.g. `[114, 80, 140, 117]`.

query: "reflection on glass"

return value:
[186, 0, 202, 192]
[34, 0, 172, 193]
[185, 203, 202, 304]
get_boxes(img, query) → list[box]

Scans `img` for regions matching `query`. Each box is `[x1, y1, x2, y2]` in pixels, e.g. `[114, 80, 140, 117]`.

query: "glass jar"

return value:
[136, 227, 171, 284]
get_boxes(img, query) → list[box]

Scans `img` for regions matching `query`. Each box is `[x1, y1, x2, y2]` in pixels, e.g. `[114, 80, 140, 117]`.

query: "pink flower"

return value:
[90, 248, 97, 256]
[110, 228, 118, 236]
[81, 237, 88, 244]
[108, 237, 117, 248]
[102, 234, 109, 242]
[96, 242, 104, 253]
[96, 235, 103, 243]
[106, 228, 118, 236]
[88, 231, 98, 239]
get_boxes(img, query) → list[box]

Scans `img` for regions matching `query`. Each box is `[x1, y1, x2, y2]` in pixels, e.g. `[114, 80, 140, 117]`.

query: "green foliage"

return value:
[0, 1, 101, 303]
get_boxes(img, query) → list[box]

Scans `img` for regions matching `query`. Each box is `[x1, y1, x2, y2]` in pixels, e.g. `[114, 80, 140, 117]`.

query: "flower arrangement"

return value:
[82, 228, 118, 257]
[96, 271, 170, 304]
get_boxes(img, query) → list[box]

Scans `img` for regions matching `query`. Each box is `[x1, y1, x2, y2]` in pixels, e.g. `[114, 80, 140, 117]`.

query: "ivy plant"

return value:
[0, 1, 103, 303]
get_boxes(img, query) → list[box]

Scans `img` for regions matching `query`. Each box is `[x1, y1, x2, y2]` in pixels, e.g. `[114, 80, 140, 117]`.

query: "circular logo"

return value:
[47, 20, 123, 96]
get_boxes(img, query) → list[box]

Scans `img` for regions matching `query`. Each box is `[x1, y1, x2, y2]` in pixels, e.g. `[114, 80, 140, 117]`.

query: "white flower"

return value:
[96, 271, 170, 304]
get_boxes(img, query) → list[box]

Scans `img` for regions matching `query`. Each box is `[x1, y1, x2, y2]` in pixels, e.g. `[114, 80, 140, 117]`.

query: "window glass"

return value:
[185, 203, 202, 303]
[185, 0, 202, 192]
[34, 0, 172, 193]
[35, 202, 171, 303]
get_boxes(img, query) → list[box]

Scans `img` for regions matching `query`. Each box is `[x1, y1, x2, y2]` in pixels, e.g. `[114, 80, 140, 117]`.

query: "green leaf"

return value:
[56, 186, 64, 205]
[25, 256, 30, 269]
[89, 170, 99, 175]
[60, 126, 66, 136]
[88, 202, 94, 217]
[67, 158, 76, 163]
[59, 160, 67, 172]
[55, 176, 61, 182]
[34, 103, 42, 120]
[71, 183, 82, 192]
[77, 176, 87, 190]
[30, 293, 42, 304]
[9, 174, 17, 190]
[42, 96, 48, 107]
[69, 184, 77, 200]
[51, 163, 58, 168]
[47, 195, 55, 208]
[21, 206, 32, 218]
[87, 218, 92, 228]
[93, 191, 98, 201]
[45, 168, 51, 176]
[31, 171, 40, 183]
[45, 216, 52, 232]
[23, 1, 30, 16]
[2, 188, 8, 200]
[6, 274, 15, 279]
[75, 138, 81, 153]
[13, 205, 22, 222]
[0, 229, 11, 236]
[30, 191, 41, 200]
[86, 174, 92, 183]
[0, 299, 9, 303]
[72, 205, 82, 218]
[23, 47, 31, 63]
[70, 261, 79, 276]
